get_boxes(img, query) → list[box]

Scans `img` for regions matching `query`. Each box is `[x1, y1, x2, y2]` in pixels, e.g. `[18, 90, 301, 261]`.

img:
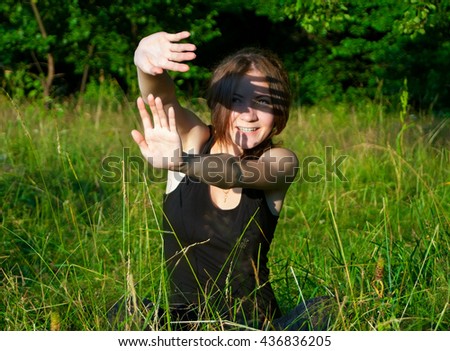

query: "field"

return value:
[1, 91, 449, 331]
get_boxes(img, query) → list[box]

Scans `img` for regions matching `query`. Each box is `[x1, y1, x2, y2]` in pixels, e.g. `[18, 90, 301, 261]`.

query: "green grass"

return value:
[1, 92, 449, 331]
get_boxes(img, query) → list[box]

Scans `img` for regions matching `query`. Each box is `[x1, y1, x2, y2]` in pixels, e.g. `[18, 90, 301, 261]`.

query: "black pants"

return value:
[272, 296, 335, 331]
[108, 296, 335, 331]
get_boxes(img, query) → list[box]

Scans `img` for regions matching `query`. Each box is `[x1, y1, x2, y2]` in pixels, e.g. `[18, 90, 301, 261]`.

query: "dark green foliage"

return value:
[282, 0, 450, 110]
[1, 0, 449, 110]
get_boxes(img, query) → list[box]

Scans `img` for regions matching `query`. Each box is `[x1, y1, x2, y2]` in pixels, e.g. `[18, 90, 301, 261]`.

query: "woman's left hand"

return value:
[132, 94, 183, 170]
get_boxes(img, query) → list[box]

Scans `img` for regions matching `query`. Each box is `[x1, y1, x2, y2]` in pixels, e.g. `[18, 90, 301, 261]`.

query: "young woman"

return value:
[131, 31, 332, 330]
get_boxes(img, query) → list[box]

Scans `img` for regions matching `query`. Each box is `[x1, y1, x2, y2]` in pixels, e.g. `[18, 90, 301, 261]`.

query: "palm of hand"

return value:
[132, 95, 183, 171]
[134, 31, 196, 75]
[142, 124, 182, 169]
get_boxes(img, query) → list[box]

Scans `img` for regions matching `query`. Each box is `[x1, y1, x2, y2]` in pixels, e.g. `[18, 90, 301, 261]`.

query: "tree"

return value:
[0, 0, 220, 100]
[1, 0, 60, 99]
[1, 0, 449, 111]
[30, 0, 54, 100]
[279, 0, 449, 110]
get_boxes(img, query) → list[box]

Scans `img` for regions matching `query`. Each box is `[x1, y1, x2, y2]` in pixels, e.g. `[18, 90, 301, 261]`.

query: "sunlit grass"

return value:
[1, 92, 449, 330]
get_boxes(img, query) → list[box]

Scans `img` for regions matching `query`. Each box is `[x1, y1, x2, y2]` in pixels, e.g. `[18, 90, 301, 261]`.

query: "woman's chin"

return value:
[234, 140, 257, 150]
[232, 134, 263, 151]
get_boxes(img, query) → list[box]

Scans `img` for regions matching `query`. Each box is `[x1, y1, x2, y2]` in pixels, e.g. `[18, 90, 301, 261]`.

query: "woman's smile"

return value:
[237, 126, 258, 133]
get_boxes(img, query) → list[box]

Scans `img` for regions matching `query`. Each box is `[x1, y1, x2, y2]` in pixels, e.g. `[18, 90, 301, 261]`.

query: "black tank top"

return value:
[162, 137, 281, 323]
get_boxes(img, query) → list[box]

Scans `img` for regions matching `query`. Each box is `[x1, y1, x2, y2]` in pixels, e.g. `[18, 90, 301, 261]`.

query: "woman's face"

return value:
[227, 69, 275, 151]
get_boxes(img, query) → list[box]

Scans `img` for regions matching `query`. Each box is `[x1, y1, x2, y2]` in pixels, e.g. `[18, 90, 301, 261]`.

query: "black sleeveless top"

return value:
[162, 137, 281, 324]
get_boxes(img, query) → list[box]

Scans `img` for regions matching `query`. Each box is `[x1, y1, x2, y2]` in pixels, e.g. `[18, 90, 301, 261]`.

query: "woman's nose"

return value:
[239, 106, 258, 121]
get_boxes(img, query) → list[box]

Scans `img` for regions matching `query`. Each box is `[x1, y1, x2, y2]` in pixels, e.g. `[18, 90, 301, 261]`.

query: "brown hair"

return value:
[206, 48, 291, 157]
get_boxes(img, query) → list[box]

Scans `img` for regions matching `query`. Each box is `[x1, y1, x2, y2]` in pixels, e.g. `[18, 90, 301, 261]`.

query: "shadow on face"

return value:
[208, 73, 290, 117]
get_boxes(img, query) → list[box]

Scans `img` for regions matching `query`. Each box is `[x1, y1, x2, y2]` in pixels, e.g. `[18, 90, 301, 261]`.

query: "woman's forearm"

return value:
[137, 67, 177, 105]
[176, 151, 298, 190]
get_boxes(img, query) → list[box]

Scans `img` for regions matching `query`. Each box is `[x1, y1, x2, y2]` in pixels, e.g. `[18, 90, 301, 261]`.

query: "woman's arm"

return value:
[132, 95, 298, 191]
[134, 31, 209, 152]
[177, 148, 299, 191]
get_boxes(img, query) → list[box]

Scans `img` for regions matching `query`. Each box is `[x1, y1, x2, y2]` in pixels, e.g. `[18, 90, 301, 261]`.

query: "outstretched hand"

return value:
[134, 31, 196, 76]
[132, 95, 183, 170]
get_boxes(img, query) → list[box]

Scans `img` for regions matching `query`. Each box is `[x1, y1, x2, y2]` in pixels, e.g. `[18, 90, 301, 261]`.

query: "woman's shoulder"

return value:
[260, 147, 298, 215]
[183, 123, 211, 154]
[260, 146, 299, 166]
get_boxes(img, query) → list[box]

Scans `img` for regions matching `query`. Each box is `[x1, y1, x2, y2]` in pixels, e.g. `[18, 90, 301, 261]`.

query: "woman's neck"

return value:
[210, 141, 242, 157]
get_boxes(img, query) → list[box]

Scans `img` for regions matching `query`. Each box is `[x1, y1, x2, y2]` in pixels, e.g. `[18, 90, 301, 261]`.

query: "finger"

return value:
[168, 50, 196, 62]
[131, 129, 147, 149]
[170, 43, 197, 54]
[131, 129, 152, 161]
[147, 94, 161, 128]
[167, 106, 177, 133]
[165, 31, 191, 42]
[150, 66, 164, 75]
[155, 97, 169, 130]
[163, 60, 191, 73]
[137, 97, 153, 130]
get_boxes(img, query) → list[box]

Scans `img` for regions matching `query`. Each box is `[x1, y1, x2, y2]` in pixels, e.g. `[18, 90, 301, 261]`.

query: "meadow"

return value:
[1, 89, 449, 331]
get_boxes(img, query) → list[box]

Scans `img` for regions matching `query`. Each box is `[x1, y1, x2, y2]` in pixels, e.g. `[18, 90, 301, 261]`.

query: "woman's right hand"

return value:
[132, 95, 183, 170]
[134, 31, 196, 76]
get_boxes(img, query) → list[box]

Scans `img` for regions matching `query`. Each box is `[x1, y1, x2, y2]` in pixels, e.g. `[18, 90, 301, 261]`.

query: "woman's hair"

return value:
[206, 48, 291, 157]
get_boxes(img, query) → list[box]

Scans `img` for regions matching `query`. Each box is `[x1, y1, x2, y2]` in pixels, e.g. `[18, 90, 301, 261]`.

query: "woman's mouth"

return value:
[237, 127, 258, 132]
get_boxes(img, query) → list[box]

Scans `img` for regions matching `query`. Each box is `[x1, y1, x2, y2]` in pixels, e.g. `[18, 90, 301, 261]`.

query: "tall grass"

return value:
[1, 92, 449, 330]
